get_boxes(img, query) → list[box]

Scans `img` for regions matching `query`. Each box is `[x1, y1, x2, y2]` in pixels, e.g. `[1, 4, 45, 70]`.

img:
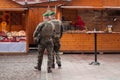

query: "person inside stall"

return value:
[75, 16, 86, 30]
[61, 16, 65, 21]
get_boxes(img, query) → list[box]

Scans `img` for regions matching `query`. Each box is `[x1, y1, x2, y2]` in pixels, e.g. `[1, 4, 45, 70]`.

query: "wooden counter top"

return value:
[64, 30, 120, 34]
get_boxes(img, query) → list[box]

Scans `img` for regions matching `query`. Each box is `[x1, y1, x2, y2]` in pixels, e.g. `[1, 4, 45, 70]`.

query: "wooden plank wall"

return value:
[60, 33, 94, 52]
[27, 8, 55, 45]
[103, 0, 120, 6]
[97, 33, 120, 51]
[62, 9, 77, 23]
[60, 33, 120, 52]
[27, 8, 46, 45]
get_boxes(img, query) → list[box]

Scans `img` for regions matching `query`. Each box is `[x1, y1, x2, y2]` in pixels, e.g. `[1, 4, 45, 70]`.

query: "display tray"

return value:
[0, 42, 26, 52]
[0, 36, 26, 42]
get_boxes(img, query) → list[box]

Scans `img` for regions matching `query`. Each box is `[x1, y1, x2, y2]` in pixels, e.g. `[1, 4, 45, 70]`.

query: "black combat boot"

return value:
[34, 66, 41, 71]
[47, 67, 52, 73]
[58, 63, 61, 68]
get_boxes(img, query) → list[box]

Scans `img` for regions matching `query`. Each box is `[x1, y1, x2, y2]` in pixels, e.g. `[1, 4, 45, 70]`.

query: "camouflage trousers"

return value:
[53, 37, 61, 66]
[37, 38, 54, 69]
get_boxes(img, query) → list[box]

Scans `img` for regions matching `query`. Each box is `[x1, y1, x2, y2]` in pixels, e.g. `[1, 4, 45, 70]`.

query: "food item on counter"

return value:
[0, 31, 6, 36]
[0, 36, 4, 40]
[11, 31, 19, 36]
[6, 32, 12, 37]
[18, 30, 26, 36]
[0, 30, 26, 42]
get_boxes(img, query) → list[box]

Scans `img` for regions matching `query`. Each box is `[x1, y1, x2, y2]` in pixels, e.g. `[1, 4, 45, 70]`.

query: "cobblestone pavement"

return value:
[0, 53, 120, 80]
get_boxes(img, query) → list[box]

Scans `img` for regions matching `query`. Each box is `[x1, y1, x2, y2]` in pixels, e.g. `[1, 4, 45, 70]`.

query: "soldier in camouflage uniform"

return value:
[33, 12, 55, 73]
[49, 11, 63, 68]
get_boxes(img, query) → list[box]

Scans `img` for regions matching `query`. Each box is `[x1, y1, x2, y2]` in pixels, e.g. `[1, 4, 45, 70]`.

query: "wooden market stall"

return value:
[0, 0, 29, 53]
[59, 0, 120, 53]
[26, 0, 120, 53]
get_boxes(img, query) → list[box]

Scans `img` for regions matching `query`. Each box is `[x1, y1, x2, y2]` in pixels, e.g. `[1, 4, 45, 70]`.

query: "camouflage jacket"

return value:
[33, 22, 46, 44]
[49, 19, 64, 39]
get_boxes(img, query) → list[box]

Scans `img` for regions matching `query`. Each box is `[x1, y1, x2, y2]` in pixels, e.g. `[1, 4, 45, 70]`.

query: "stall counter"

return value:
[60, 31, 120, 53]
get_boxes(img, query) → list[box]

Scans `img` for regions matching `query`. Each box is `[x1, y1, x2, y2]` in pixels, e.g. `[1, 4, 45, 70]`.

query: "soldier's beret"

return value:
[42, 12, 49, 17]
[49, 11, 55, 16]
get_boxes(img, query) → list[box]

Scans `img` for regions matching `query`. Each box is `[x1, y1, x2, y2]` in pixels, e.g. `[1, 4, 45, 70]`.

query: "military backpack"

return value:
[40, 21, 55, 38]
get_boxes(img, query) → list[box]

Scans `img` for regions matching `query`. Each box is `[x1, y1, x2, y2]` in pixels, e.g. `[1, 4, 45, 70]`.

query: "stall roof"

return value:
[61, 6, 99, 8]
[61, 6, 120, 9]
[0, 0, 27, 11]
[27, 1, 65, 7]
